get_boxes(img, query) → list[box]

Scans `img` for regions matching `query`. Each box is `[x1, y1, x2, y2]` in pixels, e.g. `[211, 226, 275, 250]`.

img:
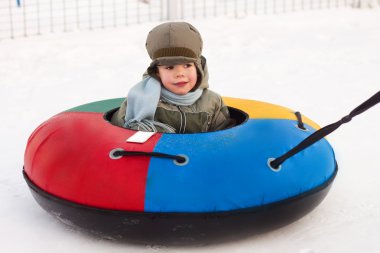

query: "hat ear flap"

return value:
[190, 61, 204, 92]
[147, 64, 161, 82]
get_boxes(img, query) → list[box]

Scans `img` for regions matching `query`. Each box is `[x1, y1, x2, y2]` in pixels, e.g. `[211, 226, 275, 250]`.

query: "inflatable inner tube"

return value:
[23, 97, 338, 244]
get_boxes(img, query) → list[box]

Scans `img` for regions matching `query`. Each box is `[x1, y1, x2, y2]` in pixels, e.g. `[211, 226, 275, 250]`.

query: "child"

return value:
[111, 22, 234, 133]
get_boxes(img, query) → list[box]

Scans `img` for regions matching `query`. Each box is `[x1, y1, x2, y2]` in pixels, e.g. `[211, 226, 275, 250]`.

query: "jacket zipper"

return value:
[177, 105, 186, 133]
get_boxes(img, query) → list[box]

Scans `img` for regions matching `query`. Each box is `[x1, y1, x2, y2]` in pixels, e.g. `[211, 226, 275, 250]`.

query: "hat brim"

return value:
[152, 56, 199, 67]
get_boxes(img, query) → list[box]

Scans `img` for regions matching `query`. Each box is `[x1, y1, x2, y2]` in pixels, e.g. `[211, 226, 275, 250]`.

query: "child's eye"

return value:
[165, 66, 174, 70]
[184, 63, 193, 68]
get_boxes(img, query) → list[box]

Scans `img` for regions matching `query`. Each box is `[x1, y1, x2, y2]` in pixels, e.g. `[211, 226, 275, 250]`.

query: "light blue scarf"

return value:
[124, 77, 203, 133]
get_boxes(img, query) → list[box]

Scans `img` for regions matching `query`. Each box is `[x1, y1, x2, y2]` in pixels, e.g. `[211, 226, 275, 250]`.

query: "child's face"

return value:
[157, 63, 197, 95]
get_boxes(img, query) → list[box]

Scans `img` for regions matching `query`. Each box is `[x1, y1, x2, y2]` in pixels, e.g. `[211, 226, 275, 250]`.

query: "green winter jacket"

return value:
[110, 89, 234, 133]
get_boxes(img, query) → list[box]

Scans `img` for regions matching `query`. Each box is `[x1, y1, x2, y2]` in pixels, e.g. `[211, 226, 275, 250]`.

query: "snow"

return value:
[1, 8, 380, 253]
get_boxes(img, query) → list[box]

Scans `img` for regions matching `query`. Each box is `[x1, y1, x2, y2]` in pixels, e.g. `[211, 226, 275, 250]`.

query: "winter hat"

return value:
[145, 22, 209, 90]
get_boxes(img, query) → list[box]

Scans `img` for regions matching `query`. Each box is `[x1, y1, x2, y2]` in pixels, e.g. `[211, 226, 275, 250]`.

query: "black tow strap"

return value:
[270, 90, 380, 169]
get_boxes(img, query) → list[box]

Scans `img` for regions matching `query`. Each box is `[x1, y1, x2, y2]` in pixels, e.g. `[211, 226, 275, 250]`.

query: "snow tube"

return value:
[23, 97, 337, 243]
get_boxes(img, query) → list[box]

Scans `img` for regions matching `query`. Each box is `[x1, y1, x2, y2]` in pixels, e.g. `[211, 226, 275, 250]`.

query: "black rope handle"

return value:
[111, 149, 187, 164]
[270, 90, 380, 169]
[295, 111, 306, 130]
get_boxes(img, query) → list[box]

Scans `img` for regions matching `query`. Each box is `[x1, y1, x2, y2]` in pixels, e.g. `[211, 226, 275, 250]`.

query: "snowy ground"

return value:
[1, 8, 380, 253]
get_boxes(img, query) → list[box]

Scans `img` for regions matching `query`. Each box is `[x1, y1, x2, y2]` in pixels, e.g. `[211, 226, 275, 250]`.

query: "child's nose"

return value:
[175, 67, 185, 77]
